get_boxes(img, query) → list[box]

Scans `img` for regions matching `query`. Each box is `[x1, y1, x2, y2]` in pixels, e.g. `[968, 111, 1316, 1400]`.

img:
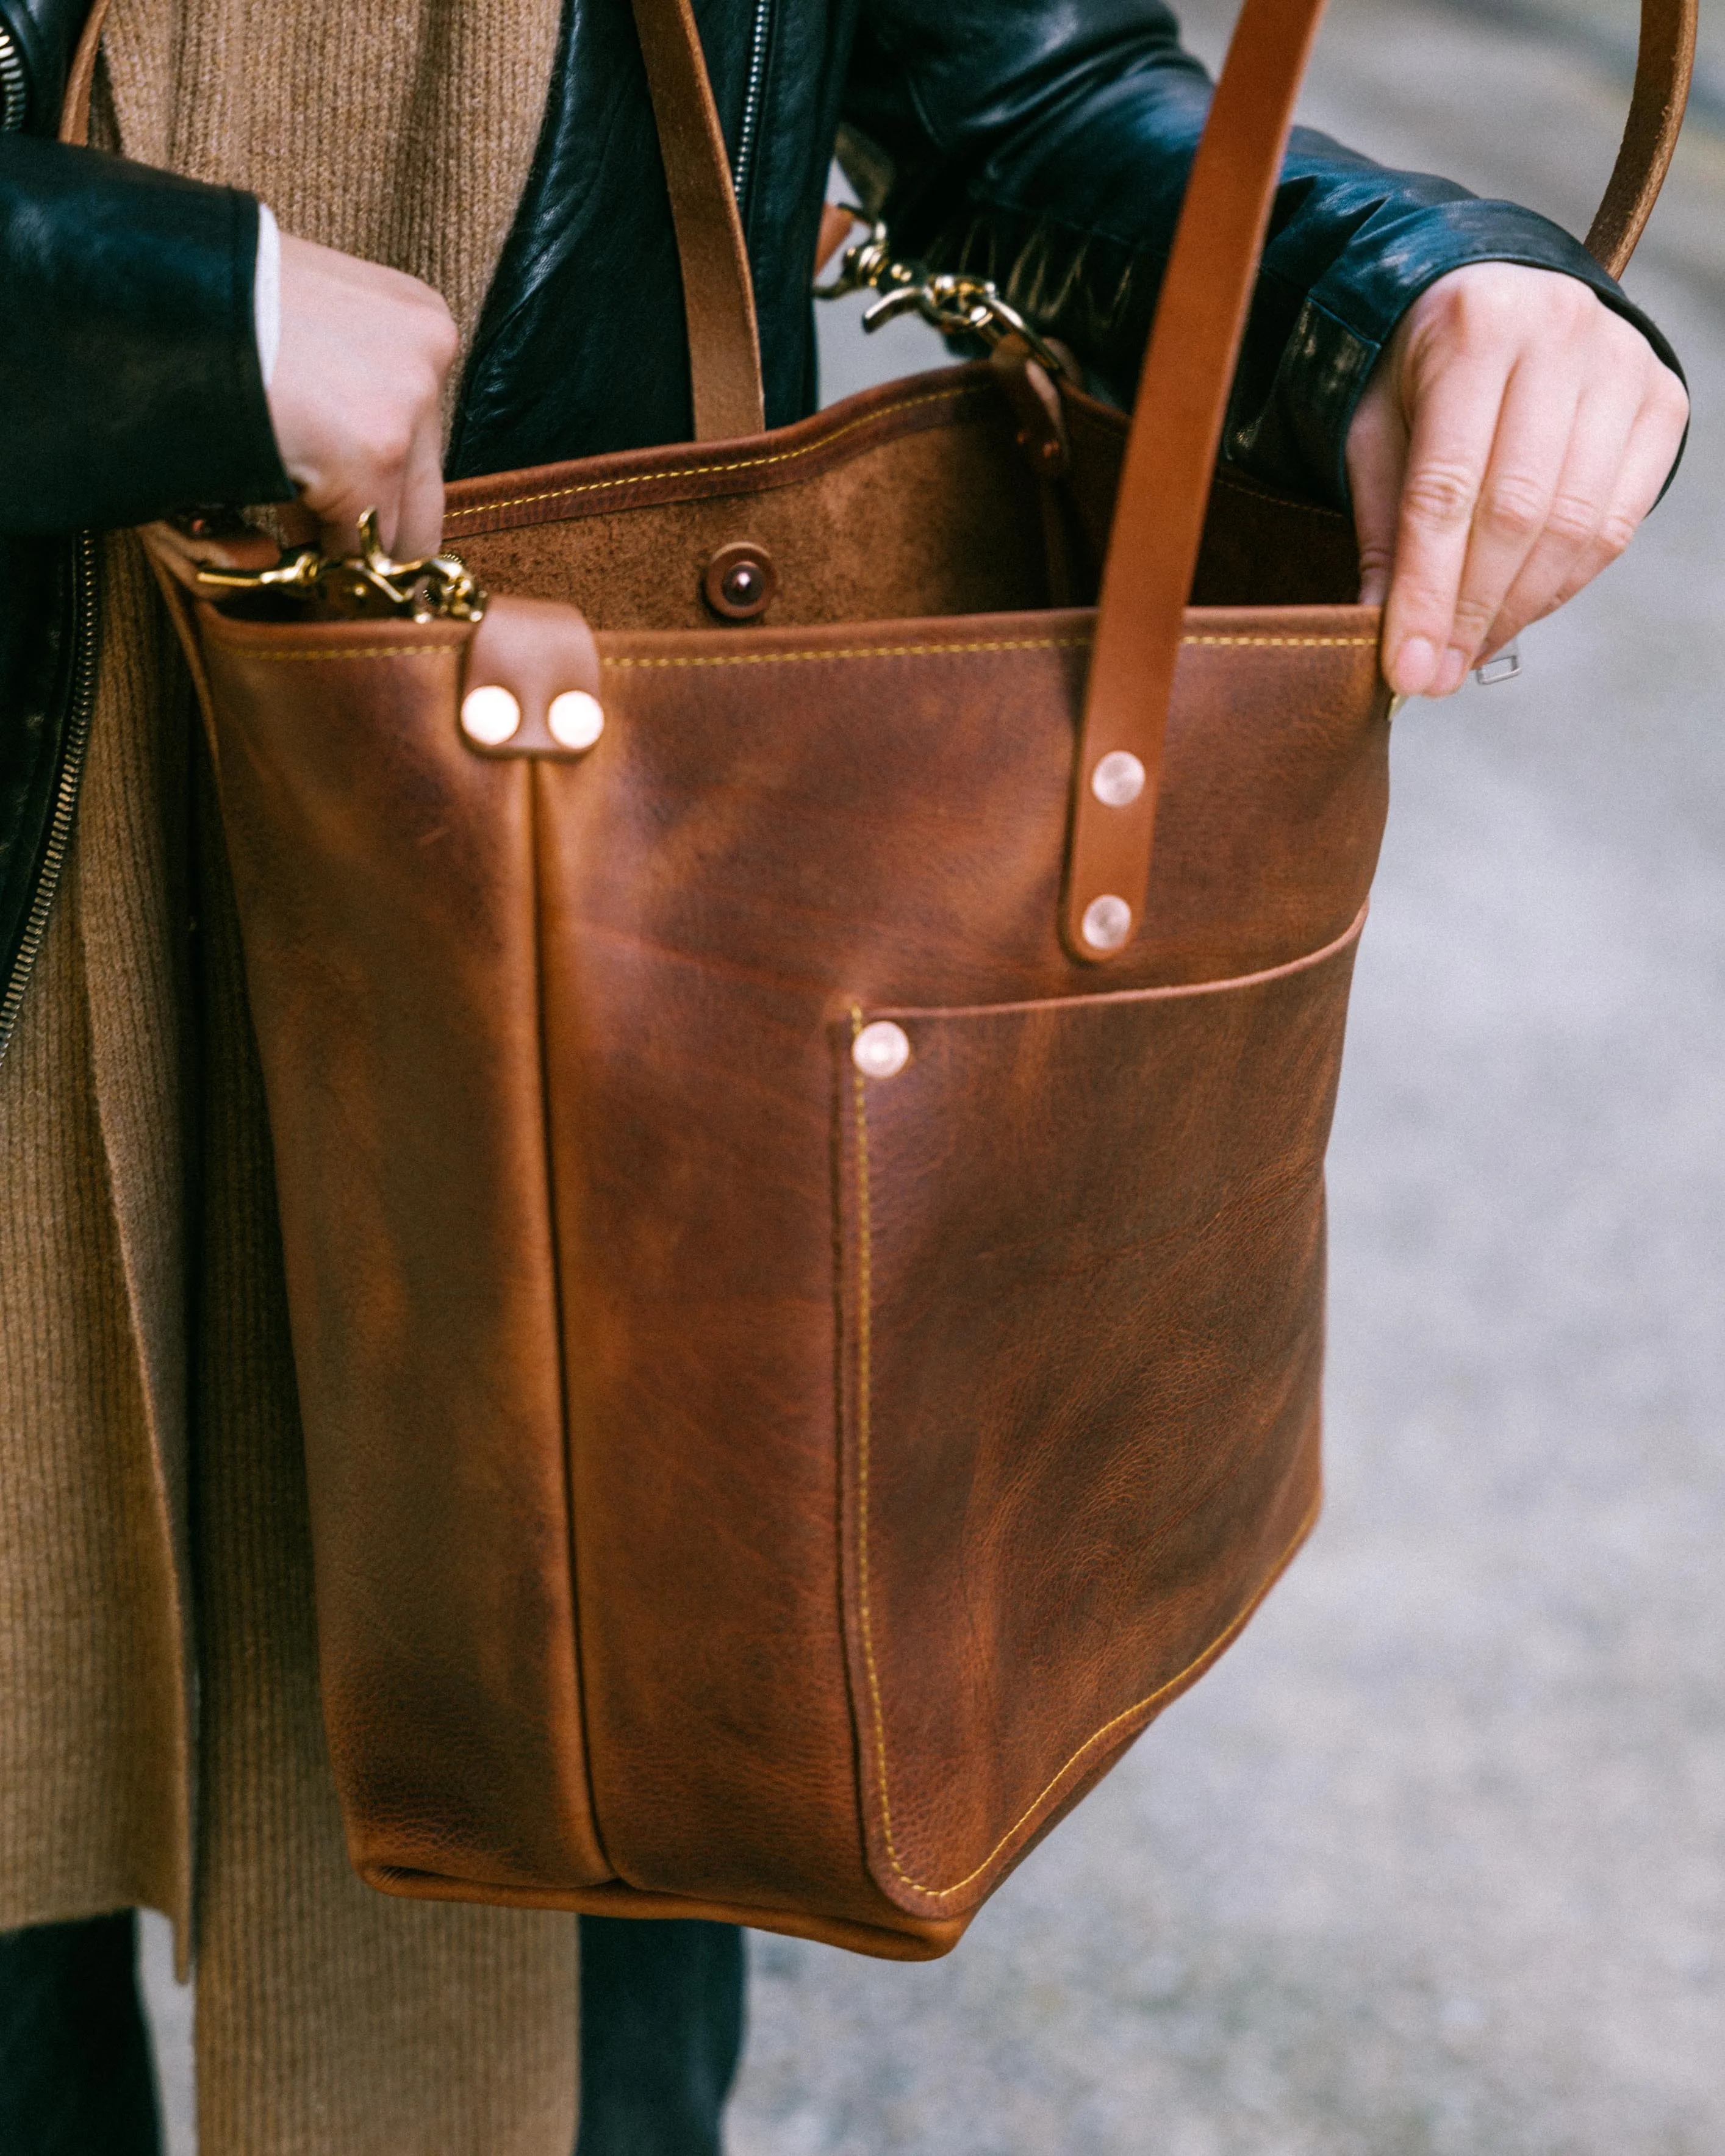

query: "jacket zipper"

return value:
[0, 22, 27, 134]
[0, 531, 99, 1071]
[733, 0, 771, 217]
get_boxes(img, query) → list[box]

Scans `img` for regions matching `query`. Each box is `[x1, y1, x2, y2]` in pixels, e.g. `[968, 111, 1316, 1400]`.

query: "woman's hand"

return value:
[1347, 263, 1689, 699]
[265, 233, 459, 560]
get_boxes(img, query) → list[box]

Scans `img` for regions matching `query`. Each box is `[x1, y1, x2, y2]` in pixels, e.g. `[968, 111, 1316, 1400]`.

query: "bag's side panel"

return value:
[835, 926, 1358, 1920]
[198, 612, 609, 1894]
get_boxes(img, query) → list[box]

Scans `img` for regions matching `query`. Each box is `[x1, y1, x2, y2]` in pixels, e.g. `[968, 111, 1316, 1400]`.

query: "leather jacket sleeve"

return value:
[842, 0, 1685, 509]
[0, 135, 291, 533]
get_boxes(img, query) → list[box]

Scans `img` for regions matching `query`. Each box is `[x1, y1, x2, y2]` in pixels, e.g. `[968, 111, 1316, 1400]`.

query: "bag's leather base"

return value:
[362, 1871, 973, 1962]
[356, 1434, 1320, 1961]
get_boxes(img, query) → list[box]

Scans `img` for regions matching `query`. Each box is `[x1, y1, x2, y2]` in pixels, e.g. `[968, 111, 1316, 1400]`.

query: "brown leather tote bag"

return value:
[149, 0, 1692, 1959]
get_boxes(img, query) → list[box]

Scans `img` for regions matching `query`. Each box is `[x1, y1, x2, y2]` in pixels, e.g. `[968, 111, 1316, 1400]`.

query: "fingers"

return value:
[392, 406, 449, 562]
[1438, 350, 1587, 692]
[1483, 365, 1687, 655]
[1345, 369, 1408, 611]
[1376, 341, 1508, 696]
[1370, 268, 1688, 698]
[269, 232, 457, 565]
[1382, 324, 1583, 698]
[1474, 377, 1638, 659]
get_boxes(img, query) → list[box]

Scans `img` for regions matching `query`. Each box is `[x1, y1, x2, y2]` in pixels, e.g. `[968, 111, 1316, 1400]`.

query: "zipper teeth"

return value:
[0, 532, 99, 1072]
[733, 0, 771, 213]
[0, 25, 26, 134]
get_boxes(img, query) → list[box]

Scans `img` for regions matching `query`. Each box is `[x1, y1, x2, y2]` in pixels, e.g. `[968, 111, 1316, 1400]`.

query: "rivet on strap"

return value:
[1061, 0, 1695, 965]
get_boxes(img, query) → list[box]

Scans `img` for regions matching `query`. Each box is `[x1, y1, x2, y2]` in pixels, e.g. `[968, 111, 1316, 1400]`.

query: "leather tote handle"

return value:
[54, 0, 770, 446]
[1589, 0, 1698, 274]
[627, 0, 766, 440]
[56, 0, 106, 143]
[1061, 0, 1696, 962]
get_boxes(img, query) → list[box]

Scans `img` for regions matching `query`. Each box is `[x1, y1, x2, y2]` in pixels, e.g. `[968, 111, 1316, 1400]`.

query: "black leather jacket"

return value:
[0, 0, 1682, 1058]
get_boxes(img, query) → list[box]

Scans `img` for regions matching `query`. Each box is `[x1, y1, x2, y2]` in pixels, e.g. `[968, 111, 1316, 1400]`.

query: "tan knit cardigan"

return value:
[0, 4, 592, 2149]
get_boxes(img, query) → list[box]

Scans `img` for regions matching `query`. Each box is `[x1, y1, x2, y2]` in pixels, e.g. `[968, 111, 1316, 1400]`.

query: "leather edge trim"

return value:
[443, 368, 1000, 532]
[358, 1869, 969, 1962]
[859, 898, 1369, 1025]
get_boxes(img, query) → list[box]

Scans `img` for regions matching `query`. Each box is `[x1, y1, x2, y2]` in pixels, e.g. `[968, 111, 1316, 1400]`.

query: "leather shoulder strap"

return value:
[1063, 0, 1329, 962]
[1589, 0, 1696, 274]
[1063, 0, 1696, 964]
[62, 0, 766, 442]
[628, 0, 766, 442]
[57, 0, 106, 145]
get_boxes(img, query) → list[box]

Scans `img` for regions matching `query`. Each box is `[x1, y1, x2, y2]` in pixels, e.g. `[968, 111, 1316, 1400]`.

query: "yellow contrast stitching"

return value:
[848, 1007, 903, 1902]
[215, 645, 458, 664]
[851, 1042, 1322, 1902]
[609, 633, 1375, 673]
[445, 386, 978, 524]
[612, 638, 1089, 670]
[220, 632, 1372, 674]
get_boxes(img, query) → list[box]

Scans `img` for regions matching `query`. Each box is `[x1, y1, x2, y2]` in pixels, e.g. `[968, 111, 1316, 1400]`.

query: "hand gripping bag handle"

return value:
[522, 0, 1698, 960]
[1060, 0, 1696, 959]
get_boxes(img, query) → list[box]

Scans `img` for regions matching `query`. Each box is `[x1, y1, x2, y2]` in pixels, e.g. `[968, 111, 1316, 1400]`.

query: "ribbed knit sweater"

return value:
[0, 4, 582, 2149]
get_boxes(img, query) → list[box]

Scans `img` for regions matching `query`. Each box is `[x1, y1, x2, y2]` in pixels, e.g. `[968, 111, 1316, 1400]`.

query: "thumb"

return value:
[1346, 371, 1408, 610]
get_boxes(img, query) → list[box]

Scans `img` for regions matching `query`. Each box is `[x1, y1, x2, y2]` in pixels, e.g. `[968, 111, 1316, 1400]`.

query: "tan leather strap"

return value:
[629, 0, 766, 442]
[58, 0, 111, 146]
[1588, 0, 1697, 275]
[60, 0, 764, 440]
[1063, 0, 1330, 962]
[1063, 0, 1696, 963]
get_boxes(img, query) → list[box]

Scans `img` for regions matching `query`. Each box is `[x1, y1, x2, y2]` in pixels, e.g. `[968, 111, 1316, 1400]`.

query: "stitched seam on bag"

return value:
[848, 1008, 900, 1901]
[850, 1024, 1322, 1902]
[209, 645, 459, 663]
[609, 634, 1375, 672]
[614, 639, 1088, 669]
[445, 386, 985, 523]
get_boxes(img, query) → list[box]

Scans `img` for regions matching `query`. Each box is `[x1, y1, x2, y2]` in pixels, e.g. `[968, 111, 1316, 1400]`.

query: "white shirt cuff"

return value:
[254, 202, 282, 390]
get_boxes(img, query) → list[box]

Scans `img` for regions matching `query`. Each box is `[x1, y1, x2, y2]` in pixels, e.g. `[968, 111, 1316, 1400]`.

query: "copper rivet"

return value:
[1081, 895, 1133, 953]
[703, 541, 777, 622]
[1091, 750, 1146, 808]
[547, 690, 605, 751]
[461, 684, 521, 747]
[853, 1021, 911, 1080]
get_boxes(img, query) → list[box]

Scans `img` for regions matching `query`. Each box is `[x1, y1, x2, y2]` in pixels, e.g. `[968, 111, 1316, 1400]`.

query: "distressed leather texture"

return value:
[190, 362, 1388, 1957]
[170, 0, 1690, 1960]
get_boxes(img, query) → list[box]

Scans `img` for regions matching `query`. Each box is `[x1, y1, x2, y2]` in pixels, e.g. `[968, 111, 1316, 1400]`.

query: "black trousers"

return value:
[0, 1911, 744, 2154]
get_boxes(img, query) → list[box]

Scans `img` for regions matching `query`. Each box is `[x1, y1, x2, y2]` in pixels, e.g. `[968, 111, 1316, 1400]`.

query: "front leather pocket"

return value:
[834, 911, 1364, 1919]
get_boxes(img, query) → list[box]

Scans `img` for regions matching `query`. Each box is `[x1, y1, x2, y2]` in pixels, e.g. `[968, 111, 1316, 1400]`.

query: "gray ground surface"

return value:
[145, 4, 1725, 2147]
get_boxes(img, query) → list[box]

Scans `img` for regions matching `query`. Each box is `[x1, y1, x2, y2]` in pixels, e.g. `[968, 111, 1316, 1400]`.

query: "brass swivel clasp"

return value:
[814, 212, 1069, 380]
[195, 509, 487, 623]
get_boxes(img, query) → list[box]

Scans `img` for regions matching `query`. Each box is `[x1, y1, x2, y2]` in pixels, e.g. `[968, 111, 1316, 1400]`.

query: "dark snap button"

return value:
[703, 541, 778, 622]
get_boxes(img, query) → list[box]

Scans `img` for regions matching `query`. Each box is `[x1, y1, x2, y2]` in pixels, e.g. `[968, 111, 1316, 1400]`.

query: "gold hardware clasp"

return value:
[195, 509, 487, 623]
[814, 212, 1068, 379]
